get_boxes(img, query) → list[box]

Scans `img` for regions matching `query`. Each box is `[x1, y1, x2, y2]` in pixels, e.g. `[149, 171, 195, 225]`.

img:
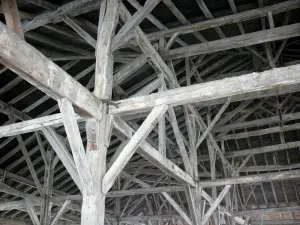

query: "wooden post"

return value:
[83, 0, 119, 225]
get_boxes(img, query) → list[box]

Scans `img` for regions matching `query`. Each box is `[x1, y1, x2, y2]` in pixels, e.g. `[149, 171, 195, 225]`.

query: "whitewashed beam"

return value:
[50, 200, 71, 225]
[0, 113, 84, 138]
[201, 185, 231, 225]
[82, 1, 119, 225]
[58, 98, 93, 193]
[0, 21, 103, 120]
[185, 185, 201, 225]
[103, 104, 168, 193]
[0, 182, 42, 203]
[111, 64, 300, 115]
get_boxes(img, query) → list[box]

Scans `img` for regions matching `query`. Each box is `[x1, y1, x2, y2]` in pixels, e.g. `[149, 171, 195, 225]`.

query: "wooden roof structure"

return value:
[0, 0, 300, 224]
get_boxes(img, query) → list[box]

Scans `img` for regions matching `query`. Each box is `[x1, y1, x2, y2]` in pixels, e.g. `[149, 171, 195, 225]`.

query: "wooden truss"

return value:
[0, 0, 300, 225]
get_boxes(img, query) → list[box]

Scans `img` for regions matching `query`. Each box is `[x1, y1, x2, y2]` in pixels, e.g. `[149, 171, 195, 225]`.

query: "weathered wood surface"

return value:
[0, 21, 103, 120]
[102, 104, 168, 193]
[111, 64, 300, 115]
[198, 170, 300, 187]
[145, 0, 300, 41]
[159, 23, 300, 60]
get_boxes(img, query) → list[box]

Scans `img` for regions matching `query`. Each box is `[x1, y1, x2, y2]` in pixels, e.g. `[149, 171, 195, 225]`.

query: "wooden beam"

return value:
[50, 200, 71, 225]
[24, 199, 41, 225]
[121, 171, 192, 225]
[103, 104, 168, 193]
[111, 64, 300, 116]
[51, 186, 185, 201]
[22, 0, 101, 32]
[113, 118, 196, 187]
[0, 21, 103, 121]
[198, 169, 300, 187]
[233, 205, 300, 216]
[185, 185, 201, 225]
[61, 15, 96, 48]
[1, 0, 24, 38]
[202, 185, 231, 225]
[82, 1, 119, 225]
[160, 23, 300, 60]
[58, 98, 93, 193]
[145, 0, 300, 41]
[112, 0, 161, 49]
[41, 127, 83, 192]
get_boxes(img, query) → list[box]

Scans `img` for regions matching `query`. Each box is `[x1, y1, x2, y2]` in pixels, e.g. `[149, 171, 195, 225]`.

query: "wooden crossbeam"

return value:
[145, 0, 300, 42]
[198, 169, 300, 187]
[160, 23, 300, 60]
[111, 64, 300, 115]
[112, 0, 161, 49]
[0, 21, 103, 121]
[22, 0, 101, 32]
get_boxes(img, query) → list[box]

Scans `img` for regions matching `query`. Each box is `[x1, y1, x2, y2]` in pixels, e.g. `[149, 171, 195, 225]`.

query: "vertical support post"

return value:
[40, 150, 54, 225]
[83, 1, 119, 225]
[1, 0, 24, 39]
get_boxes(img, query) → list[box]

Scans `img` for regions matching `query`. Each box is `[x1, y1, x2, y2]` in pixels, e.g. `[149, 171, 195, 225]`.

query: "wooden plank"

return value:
[111, 64, 300, 116]
[103, 104, 168, 193]
[0, 21, 103, 121]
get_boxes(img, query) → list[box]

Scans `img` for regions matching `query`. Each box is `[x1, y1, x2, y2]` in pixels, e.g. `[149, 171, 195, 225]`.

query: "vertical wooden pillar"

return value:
[40, 150, 54, 225]
[1, 0, 24, 39]
[83, 0, 119, 224]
